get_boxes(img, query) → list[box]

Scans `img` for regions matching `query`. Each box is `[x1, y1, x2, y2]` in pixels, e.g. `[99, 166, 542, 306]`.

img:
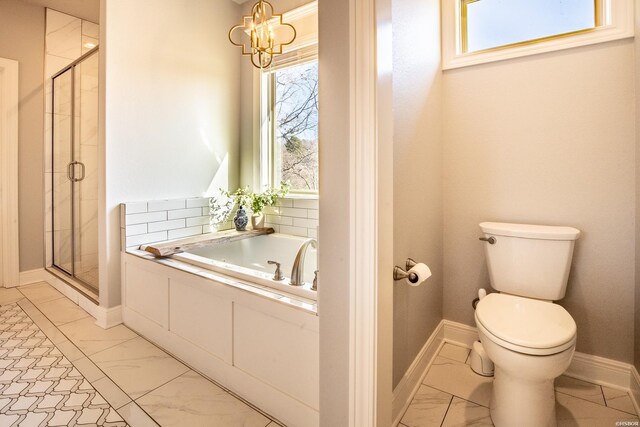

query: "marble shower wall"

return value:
[44, 9, 99, 287]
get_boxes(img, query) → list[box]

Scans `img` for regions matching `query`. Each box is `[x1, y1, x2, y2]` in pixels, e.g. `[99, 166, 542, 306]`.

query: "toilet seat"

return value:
[475, 293, 576, 356]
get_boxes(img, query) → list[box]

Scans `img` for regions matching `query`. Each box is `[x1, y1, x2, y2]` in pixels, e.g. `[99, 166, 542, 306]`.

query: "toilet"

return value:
[475, 222, 580, 427]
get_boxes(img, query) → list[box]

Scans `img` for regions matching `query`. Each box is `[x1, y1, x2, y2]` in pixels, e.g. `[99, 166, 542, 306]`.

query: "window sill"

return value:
[282, 194, 319, 200]
[443, 26, 634, 70]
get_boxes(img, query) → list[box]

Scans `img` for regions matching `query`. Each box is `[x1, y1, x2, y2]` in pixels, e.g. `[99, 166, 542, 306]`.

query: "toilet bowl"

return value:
[475, 293, 576, 427]
[476, 222, 580, 427]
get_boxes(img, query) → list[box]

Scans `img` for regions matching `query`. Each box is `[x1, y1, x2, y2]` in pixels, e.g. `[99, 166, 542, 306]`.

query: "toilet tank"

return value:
[479, 222, 580, 300]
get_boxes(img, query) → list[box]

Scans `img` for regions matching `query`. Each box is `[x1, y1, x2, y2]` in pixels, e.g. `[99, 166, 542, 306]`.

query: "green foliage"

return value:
[220, 182, 290, 215]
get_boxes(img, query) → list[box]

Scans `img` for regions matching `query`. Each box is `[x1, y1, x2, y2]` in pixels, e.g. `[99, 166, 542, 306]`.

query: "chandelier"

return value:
[228, 0, 297, 69]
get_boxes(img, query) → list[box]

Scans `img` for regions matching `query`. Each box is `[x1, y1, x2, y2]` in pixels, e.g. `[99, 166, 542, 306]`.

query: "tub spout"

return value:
[290, 238, 317, 286]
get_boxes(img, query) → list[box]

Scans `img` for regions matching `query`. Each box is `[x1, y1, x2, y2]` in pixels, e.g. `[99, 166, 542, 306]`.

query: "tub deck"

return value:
[141, 227, 274, 256]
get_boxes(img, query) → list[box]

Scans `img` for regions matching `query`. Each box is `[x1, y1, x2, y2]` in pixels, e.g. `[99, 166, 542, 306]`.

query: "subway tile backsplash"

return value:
[120, 196, 319, 250]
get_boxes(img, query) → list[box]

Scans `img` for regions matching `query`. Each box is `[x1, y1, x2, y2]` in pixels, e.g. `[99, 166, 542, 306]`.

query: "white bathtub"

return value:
[171, 233, 317, 300]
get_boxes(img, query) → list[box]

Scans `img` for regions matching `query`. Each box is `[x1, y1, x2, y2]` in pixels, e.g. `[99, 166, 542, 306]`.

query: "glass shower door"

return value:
[52, 69, 74, 276]
[51, 49, 99, 292]
[73, 53, 99, 288]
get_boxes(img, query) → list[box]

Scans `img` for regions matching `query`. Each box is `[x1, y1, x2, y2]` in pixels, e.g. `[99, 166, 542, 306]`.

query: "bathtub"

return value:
[170, 233, 317, 300]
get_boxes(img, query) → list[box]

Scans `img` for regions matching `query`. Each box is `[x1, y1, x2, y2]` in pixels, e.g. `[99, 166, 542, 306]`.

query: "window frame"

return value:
[263, 56, 320, 196]
[442, 0, 634, 70]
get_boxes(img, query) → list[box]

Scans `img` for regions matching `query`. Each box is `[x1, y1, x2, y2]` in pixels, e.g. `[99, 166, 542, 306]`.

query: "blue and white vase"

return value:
[233, 206, 249, 231]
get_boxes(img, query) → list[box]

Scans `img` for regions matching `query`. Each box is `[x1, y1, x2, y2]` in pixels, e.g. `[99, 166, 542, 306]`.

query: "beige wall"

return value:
[0, 0, 45, 272]
[317, 0, 351, 422]
[392, 0, 443, 387]
[443, 40, 636, 363]
[101, 0, 241, 307]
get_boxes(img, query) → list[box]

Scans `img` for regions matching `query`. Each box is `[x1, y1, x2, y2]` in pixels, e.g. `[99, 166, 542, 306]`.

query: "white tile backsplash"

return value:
[148, 199, 186, 212]
[120, 196, 319, 250]
[278, 207, 308, 218]
[126, 211, 167, 225]
[186, 216, 210, 227]
[168, 226, 202, 240]
[147, 219, 186, 233]
[265, 215, 293, 226]
[127, 231, 168, 247]
[168, 208, 203, 220]
[275, 198, 294, 208]
[293, 218, 319, 229]
[293, 199, 319, 209]
[124, 202, 147, 214]
[280, 225, 308, 237]
[186, 198, 209, 208]
[125, 224, 147, 236]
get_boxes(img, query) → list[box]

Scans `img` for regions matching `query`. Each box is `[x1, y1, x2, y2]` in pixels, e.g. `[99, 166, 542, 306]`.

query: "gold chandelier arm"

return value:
[228, 0, 297, 69]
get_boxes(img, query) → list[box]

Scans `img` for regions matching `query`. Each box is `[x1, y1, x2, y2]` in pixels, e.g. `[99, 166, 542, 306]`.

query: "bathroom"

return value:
[0, 0, 639, 426]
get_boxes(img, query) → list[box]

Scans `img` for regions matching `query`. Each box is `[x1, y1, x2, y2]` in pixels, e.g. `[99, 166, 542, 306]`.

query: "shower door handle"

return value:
[74, 161, 85, 182]
[67, 162, 75, 181]
[67, 161, 85, 182]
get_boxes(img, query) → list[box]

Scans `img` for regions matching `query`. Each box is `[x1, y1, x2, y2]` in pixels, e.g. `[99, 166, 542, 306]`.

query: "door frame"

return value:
[318, 0, 393, 424]
[0, 57, 20, 288]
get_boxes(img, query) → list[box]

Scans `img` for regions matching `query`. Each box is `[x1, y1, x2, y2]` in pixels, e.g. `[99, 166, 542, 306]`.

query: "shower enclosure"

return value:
[50, 48, 99, 293]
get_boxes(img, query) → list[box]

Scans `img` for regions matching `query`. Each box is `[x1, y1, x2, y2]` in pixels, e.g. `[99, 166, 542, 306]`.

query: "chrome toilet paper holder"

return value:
[393, 258, 418, 281]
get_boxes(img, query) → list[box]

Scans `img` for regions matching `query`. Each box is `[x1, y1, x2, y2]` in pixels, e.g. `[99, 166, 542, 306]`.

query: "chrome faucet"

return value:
[290, 238, 317, 286]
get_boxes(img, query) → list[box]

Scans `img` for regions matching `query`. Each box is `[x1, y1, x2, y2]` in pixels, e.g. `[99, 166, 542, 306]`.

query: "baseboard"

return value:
[18, 268, 48, 287]
[94, 305, 123, 329]
[391, 319, 637, 418]
[391, 320, 445, 426]
[441, 319, 634, 390]
[442, 319, 479, 347]
[19, 268, 120, 330]
[564, 351, 634, 390]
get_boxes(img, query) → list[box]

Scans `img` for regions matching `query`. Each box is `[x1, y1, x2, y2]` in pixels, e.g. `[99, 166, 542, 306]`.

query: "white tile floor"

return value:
[400, 342, 640, 427]
[0, 283, 282, 427]
[7, 283, 638, 427]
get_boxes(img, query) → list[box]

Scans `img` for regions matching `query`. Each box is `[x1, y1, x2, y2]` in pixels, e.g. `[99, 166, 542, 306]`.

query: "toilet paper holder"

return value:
[393, 258, 418, 282]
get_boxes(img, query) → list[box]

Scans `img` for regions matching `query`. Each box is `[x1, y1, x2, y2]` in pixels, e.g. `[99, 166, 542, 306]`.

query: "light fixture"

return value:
[228, 0, 296, 69]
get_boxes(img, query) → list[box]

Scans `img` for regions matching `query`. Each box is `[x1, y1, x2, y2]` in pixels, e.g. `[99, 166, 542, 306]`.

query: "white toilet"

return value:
[475, 222, 580, 427]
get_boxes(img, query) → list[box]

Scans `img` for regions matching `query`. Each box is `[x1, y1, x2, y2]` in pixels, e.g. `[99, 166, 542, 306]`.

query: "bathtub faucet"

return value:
[290, 238, 317, 286]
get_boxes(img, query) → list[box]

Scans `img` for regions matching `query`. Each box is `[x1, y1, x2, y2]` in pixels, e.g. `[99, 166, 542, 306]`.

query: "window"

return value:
[268, 59, 319, 193]
[442, 0, 633, 69]
[256, 2, 318, 194]
[463, 0, 596, 53]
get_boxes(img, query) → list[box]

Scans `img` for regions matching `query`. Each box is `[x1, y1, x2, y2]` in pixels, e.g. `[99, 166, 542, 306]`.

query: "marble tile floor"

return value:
[400, 342, 640, 427]
[0, 283, 283, 427]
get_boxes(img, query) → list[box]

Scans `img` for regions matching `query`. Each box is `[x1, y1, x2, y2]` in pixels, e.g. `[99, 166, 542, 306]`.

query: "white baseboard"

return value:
[18, 268, 48, 287]
[392, 319, 638, 423]
[443, 319, 479, 347]
[630, 366, 640, 416]
[17, 268, 120, 331]
[392, 320, 445, 426]
[94, 305, 123, 329]
[565, 351, 634, 390]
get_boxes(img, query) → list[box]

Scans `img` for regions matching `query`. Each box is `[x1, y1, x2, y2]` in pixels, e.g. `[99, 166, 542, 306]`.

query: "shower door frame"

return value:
[0, 57, 19, 289]
[49, 47, 99, 294]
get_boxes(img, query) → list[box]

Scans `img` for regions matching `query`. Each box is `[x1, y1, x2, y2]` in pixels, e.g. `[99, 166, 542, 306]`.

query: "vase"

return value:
[233, 206, 248, 231]
[251, 213, 265, 229]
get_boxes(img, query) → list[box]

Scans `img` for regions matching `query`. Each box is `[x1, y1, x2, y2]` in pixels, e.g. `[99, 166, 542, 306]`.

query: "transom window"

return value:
[442, 0, 633, 69]
[462, 0, 597, 53]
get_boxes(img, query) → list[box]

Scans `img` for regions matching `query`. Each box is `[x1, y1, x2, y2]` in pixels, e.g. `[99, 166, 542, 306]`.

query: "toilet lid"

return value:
[475, 293, 576, 351]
